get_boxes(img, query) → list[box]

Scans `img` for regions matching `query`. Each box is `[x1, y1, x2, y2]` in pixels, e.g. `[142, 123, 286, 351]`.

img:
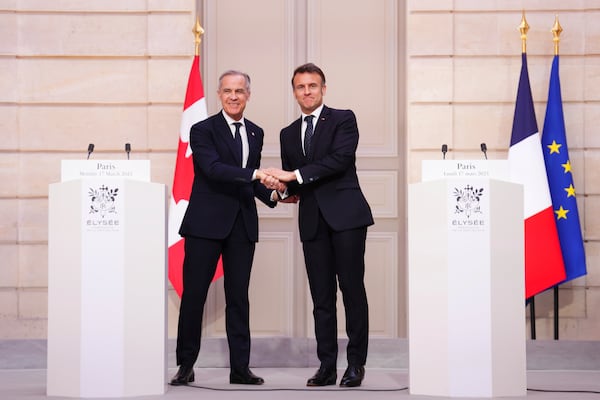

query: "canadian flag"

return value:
[168, 55, 223, 297]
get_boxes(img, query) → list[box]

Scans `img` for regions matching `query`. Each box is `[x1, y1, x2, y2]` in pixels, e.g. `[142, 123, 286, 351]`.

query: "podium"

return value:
[408, 160, 526, 397]
[47, 160, 167, 398]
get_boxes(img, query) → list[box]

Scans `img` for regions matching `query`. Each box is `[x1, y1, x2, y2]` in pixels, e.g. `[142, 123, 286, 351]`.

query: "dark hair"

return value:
[291, 63, 326, 87]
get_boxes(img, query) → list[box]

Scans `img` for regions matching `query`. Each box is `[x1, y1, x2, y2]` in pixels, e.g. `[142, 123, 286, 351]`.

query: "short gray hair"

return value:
[218, 70, 251, 93]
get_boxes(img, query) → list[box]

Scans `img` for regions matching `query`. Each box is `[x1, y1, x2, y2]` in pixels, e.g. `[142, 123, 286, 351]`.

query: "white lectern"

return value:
[408, 160, 526, 398]
[47, 160, 167, 398]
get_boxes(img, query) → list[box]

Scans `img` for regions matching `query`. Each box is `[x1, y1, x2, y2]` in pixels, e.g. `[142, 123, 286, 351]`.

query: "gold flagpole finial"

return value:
[193, 16, 205, 56]
[519, 10, 530, 53]
[552, 15, 563, 56]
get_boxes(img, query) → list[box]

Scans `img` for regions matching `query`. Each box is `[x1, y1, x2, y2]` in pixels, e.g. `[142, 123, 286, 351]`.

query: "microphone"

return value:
[441, 144, 448, 160]
[125, 143, 131, 160]
[480, 143, 488, 159]
[87, 143, 95, 160]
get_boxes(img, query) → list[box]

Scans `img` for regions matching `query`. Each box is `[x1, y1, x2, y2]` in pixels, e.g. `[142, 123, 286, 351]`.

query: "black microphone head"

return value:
[441, 144, 448, 153]
[86, 143, 94, 159]
[480, 143, 487, 152]
[125, 143, 131, 152]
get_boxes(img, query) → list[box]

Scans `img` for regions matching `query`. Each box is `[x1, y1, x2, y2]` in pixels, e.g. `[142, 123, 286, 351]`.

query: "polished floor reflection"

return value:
[2, 367, 600, 400]
[2, 339, 599, 399]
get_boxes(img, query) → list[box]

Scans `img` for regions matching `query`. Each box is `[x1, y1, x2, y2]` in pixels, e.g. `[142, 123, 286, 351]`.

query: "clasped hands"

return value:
[257, 168, 299, 203]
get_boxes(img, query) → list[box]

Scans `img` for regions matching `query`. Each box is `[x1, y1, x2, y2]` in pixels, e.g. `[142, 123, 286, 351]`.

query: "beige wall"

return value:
[0, 0, 598, 342]
[0, 0, 198, 338]
[198, 0, 405, 340]
[406, 0, 600, 339]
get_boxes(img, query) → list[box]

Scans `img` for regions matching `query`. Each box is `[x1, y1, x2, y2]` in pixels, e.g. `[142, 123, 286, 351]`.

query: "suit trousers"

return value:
[175, 212, 256, 370]
[302, 212, 369, 368]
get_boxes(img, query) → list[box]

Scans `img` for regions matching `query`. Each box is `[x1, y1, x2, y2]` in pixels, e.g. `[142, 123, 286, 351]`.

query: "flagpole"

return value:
[552, 15, 562, 57]
[519, 11, 536, 340]
[551, 15, 563, 341]
[168, 17, 212, 295]
[519, 11, 528, 53]
[193, 16, 204, 57]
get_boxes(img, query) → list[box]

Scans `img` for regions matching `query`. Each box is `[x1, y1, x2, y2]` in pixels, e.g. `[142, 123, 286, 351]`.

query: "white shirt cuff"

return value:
[294, 169, 303, 184]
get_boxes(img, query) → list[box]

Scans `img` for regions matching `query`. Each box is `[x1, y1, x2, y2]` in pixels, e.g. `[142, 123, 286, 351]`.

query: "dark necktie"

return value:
[303, 115, 314, 157]
[233, 122, 242, 166]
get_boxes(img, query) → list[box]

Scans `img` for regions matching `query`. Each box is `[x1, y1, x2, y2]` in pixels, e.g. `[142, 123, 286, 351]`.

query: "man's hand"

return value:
[262, 167, 297, 183]
[257, 170, 287, 192]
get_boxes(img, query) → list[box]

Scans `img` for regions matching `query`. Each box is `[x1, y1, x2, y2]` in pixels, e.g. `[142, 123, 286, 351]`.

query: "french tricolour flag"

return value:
[168, 55, 223, 297]
[508, 53, 566, 299]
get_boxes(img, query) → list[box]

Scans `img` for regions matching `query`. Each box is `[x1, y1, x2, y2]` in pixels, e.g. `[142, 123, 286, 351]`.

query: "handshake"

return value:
[256, 168, 299, 203]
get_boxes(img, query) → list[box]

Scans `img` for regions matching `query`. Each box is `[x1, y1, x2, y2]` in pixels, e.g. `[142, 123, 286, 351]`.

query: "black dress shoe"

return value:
[339, 365, 365, 387]
[229, 367, 264, 385]
[306, 366, 337, 386]
[170, 365, 194, 386]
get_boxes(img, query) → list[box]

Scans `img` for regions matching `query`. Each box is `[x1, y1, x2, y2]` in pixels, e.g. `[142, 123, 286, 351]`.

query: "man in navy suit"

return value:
[267, 63, 374, 387]
[171, 70, 283, 386]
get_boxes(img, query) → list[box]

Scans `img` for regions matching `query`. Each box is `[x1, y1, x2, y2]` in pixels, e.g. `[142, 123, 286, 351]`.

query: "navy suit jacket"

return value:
[280, 105, 373, 241]
[179, 112, 276, 242]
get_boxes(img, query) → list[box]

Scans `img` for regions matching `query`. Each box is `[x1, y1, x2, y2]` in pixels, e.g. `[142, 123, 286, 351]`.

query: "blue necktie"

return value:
[303, 115, 314, 157]
[233, 122, 243, 166]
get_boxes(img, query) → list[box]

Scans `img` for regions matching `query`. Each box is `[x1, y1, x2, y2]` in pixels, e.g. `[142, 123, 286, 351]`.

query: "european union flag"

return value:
[541, 55, 587, 283]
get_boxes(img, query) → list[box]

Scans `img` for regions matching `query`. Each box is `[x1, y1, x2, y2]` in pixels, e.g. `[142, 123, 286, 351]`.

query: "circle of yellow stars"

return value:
[547, 139, 576, 220]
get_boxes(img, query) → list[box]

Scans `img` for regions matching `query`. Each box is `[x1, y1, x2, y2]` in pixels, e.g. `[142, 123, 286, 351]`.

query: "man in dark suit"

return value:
[171, 70, 283, 386]
[266, 63, 374, 387]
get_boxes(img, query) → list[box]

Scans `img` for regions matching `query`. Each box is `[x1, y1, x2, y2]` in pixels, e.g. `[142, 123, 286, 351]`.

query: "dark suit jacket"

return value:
[280, 105, 373, 241]
[179, 112, 276, 242]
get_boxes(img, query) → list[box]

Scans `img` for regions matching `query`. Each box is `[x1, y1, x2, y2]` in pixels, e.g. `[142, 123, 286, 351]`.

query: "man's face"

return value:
[218, 74, 250, 120]
[292, 72, 326, 114]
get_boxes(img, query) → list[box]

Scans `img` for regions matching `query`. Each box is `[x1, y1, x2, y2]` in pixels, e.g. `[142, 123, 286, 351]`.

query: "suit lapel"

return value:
[309, 106, 330, 160]
[289, 118, 304, 159]
[216, 112, 242, 166]
[245, 120, 259, 168]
